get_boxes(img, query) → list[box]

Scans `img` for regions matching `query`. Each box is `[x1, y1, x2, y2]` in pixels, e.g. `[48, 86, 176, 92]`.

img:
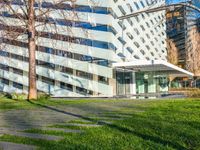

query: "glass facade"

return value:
[136, 72, 169, 94]
[116, 70, 169, 96]
[116, 71, 133, 95]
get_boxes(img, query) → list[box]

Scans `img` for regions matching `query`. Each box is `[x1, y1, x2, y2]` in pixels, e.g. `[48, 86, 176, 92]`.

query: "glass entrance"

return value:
[144, 79, 148, 94]
[116, 71, 132, 96]
[136, 72, 169, 95]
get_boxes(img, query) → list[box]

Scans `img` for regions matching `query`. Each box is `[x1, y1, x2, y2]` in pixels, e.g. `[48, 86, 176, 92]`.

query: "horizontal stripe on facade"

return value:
[1, 12, 115, 33]
[8, 1, 110, 14]
[0, 23, 117, 50]
[3, 38, 110, 67]
[0, 71, 84, 96]
[0, 49, 110, 85]
[2, 41, 113, 78]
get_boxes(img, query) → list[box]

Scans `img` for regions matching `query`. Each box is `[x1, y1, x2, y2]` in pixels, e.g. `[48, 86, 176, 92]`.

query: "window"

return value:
[127, 47, 134, 53]
[140, 25, 145, 31]
[146, 33, 150, 39]
[150, 19, 154, 25]
[141, 14, 145, 19]
[13, 82, 23, 90]
[0, 64, 9, 71]
[135, 16, 139, 22]
[150, 30, 154, 35]
[37, 61, 55, 70]
[140, 49, 145, 55]
[76, 87, 93, 95]
[118, 37, 126, 45]
[140, 37, 145, 43]
[146, 22, 150, 28]
[76, 70, 93, 80]
[146, 57, 150, 60]
[59, 66, 73, 74]
[98, 76, 108, 84]
[134, 28, 139, 34]
[60, 82, 73, 91]
[127, 3, 133, 12]
[145, 45, 150, 50]
[140, 1, 145, 8]
[118, 21, 126, 30]
[1, 78, 9, 85]
[134, 55, 140, 59]
[134, 42, 140, 48]
[13, 68, 23, 76]
[127, 18, 133, 26]
[118, 6, 126, 15]
[134, 2, 140, 10]
[127, 32, 133, 40]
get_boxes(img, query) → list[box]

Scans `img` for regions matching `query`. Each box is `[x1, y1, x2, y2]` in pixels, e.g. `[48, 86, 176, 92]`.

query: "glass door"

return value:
[116, 71, 132, 96]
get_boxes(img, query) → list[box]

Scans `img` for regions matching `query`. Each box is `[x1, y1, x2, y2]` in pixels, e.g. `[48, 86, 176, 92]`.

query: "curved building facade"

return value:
[0, 0, 192, 97]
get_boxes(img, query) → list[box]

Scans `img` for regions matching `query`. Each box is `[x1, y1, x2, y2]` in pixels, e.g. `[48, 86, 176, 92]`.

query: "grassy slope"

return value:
[0, 99, 200, 150]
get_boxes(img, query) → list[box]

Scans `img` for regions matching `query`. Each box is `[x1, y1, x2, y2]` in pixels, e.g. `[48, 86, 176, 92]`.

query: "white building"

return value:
[0, 0, 193, 97]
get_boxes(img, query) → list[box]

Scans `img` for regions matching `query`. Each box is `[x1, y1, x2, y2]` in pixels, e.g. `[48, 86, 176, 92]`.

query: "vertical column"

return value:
[130, 72, 136, 98]
[109, 70, 117, 97]
[54, 65, 60, 88]
[9, 67, 13, 88]
[22, 71, 28, 93]
[93, 74, 98, 96]
[72, 69, 76, 94]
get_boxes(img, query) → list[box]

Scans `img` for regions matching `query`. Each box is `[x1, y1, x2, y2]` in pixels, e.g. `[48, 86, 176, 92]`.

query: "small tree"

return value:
[0, 0, 90, 99]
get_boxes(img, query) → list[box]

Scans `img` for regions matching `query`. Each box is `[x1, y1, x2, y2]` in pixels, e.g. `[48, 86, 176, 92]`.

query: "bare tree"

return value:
[166, 38, 179, 66]
[0, 0, 93, 99]
[186, 26, 200, 77]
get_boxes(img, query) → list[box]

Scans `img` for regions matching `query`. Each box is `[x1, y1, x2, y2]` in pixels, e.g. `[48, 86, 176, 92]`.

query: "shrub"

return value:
[0, 92, 8, 98]
[185, 89, 200, 98]
[170, 88, 199, 92]
[37, 92, 51, 101]
[11, 93, 27, 101]
[170, 88, 200, 98]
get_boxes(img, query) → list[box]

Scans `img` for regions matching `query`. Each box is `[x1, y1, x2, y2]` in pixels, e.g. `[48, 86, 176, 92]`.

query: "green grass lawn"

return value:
[0, 98, 200, 150]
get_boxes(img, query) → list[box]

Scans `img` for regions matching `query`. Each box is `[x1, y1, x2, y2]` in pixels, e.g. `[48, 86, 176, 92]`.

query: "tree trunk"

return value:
[28, 0, 37, 100]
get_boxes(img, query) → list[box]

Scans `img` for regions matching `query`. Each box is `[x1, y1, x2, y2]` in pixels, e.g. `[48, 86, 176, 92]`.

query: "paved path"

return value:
[0, 131, 63, 141]
[61, 123, 102, 127]
[39, 127, 83, 133]
[0, 142, 36, 150]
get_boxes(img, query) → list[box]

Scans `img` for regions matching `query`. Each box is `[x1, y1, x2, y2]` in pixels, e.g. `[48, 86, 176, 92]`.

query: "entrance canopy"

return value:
[112, 60, 193, 77]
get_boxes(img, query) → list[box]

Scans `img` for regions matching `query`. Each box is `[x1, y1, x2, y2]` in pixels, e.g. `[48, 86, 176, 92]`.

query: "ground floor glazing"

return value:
[116, 71, 169, 96]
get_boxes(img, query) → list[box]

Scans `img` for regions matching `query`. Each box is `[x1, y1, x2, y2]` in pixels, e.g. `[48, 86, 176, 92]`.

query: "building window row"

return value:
[0, 50, 110, 85]
[3, 38, 111, 67]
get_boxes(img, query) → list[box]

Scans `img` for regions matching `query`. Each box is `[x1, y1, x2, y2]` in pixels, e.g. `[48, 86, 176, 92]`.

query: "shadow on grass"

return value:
[27, 100, 96, 122]
[27, 100, 187, 150]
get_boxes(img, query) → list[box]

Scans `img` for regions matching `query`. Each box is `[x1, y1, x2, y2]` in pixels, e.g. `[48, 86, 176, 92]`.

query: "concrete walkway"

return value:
[0, 142, 36, 150]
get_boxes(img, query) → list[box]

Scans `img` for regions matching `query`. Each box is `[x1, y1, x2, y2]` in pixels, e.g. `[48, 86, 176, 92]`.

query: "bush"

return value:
[11, 93, 27, 101]
[170, 88, 200, 98]
[0, 92, 8, 98]
[170, 88, 199, 92]
[37, 92, 51, 101]
[186, 89, 200, 98]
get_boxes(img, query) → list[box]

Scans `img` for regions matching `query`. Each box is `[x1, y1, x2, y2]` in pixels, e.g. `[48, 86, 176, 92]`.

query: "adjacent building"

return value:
[0, 0, 193, 97]
[166, 4, 200, 79]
